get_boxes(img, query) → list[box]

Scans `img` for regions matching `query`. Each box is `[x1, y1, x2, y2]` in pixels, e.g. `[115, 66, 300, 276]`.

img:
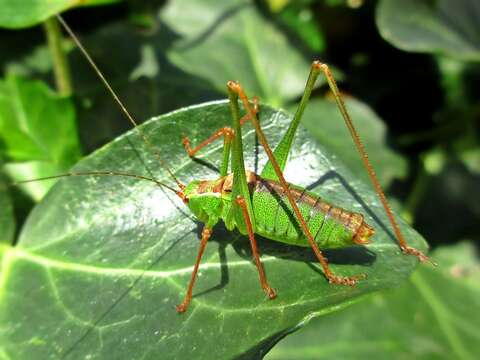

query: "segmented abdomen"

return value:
[252, 177, 364, 248]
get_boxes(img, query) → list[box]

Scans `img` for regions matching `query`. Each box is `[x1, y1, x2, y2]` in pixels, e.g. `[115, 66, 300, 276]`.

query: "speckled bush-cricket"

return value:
[16, 16, 430, 314]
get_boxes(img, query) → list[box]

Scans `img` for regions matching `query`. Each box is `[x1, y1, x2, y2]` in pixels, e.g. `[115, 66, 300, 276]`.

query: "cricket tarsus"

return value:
[56, 15, 185, 192]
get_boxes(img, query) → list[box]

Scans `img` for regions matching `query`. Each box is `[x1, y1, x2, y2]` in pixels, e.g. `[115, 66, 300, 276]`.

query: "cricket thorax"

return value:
[182, 171, 258, 226]
[185, 170, 257, 197]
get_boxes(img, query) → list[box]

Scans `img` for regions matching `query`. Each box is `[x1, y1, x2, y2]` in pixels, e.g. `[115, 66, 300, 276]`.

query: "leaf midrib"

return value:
[0, 243, 398, 314]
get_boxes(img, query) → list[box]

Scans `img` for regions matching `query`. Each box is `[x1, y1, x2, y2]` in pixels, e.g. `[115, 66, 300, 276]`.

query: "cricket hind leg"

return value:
[228, 80, 366, 287]
[236, 196, 276, 299]
[316, 62, 430, 263]
[176, 226, 212, 313]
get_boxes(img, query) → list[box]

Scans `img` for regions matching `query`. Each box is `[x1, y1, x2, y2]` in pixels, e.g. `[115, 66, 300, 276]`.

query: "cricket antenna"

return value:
[56, 15, 185, 191]
[12, 171, 182, 196]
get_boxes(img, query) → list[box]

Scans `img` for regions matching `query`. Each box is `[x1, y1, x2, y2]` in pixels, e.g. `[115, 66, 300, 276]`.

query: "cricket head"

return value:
[353, 222, 375, 245]
[179, 178, 227, 224]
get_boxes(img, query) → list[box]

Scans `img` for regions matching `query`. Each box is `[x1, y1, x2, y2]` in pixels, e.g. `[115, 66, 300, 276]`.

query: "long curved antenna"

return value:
[56, 15, 185, 191]
[12, 171, 179, 194]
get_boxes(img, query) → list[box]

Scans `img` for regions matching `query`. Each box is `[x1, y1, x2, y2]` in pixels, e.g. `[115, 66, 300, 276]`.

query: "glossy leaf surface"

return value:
[0, 101, 427, 359]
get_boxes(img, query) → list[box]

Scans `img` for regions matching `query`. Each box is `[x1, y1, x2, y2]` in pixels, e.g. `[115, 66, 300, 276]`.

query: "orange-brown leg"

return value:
[316, 62, 430, 263]
[229, 80, 364, 286]
[176, 226, 212, 313]
[183, 127, 234, 157]
[182, 97, 259, 157]
[236, 196, 276, 299]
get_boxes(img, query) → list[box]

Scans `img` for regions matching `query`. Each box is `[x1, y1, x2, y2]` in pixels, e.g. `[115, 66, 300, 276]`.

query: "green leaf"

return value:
[266, 242, 479, 360]
[0, 102, 428, 359]
[376, 0, 480, 62]
[300, 98, 407, 187]
[0, 75, 81, 200]
[161, 0, 315, 107]
[0, 0, 121, 29]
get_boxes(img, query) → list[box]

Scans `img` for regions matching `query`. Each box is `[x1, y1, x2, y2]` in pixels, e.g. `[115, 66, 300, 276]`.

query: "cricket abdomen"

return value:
[252, 177, 372, 248]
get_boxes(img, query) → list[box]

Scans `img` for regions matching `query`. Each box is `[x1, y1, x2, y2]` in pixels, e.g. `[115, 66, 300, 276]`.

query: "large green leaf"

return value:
[161, 0, 315, 107]
[376, 0, 480, 62]
[0, 0, 121, 29]
[300, 98, 407, 187]
[0, 75, 81, 201]
[0, 101, 427, 359]
[266, 242, 479, 360]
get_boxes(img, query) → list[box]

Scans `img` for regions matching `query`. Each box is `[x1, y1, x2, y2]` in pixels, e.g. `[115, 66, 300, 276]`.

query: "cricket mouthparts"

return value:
[176, 190, 188, 204]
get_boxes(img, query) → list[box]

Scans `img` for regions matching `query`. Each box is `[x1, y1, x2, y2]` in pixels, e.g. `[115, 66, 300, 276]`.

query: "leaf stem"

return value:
[43, 17, 73, 96]
[402, 164, 430, 224]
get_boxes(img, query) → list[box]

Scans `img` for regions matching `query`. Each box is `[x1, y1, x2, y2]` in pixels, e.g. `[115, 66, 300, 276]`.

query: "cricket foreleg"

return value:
[182, 127, 235, 157]
[236, 196, 276, 299]
[182, 97, 259, 157]
[176, 226, 212, 313]
[229, 81, 365, 287]
[316, 62, 430, 263]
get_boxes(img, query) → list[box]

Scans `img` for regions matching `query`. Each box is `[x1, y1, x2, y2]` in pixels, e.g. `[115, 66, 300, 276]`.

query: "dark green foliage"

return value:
[0, 182, 15, 243]
[0, 0, 121, 29]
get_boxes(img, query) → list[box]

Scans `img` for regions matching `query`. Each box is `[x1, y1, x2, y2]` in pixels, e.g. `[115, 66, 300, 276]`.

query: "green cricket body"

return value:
[184, 170, 374, 248]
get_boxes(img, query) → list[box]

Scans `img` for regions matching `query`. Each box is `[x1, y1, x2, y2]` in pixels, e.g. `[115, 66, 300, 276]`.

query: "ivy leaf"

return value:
[376, 0, 480, 62]
[266, 242, 479, 360]
[161, 0, 315, 107]
[0, 0, 121, 29]
[0, 102, 428, 359]
[0, 75, 81, 201]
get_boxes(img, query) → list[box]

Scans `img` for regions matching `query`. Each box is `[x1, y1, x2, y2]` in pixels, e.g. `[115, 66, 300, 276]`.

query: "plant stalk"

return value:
[43, 17, 72, 96]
